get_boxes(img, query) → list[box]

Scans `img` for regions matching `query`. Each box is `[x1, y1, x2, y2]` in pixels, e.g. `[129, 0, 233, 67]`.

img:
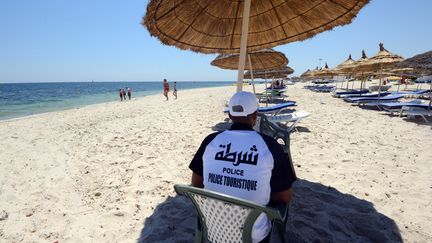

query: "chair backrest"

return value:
[258, 114, 291, 154]
[174, 184, 283, 243]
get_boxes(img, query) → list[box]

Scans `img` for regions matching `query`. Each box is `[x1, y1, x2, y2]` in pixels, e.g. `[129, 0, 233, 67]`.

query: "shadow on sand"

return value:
[138, 179, 402, 243]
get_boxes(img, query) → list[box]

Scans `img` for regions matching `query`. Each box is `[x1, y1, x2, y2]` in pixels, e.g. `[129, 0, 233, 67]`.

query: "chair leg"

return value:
[195, 218, 203, 243]
[276, 221, 287, 243]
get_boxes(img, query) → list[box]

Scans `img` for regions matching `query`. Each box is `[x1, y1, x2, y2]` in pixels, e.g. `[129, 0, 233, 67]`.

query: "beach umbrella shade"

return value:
[339, 50, 369, 74]
[314, 63, 339, 78]
[355, 43, 404, 73]
[244, 66, 294, 79]
[211, 49, 288, 94]
[338, 50, 370, 89]
[304, 66, 320, 78]
[356, 43, 403, 98]
[336, 54, 356, 70]
[211, 48, 288, 71]
[300, 69, 311, 77]
[333, 54, 356, 88]
[335, 54, 356, 76]
[143, 0, 370, 91]
[300, 69, 313, 80]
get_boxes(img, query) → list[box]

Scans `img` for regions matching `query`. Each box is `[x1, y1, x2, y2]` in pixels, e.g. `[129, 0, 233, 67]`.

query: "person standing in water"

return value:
[163, 79, 170, 101]
[122, 88, 127, 101]
[173, 81, 178, 99]
[119, 89, 123, 101]
[127, 87, 132, 100]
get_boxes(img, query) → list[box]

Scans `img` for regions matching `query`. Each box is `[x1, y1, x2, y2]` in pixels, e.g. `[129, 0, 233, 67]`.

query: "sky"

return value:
[0, 0, 431, 83]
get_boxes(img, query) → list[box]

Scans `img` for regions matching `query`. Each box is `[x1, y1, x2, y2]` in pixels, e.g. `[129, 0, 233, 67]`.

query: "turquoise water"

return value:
[0, 81, 232, 121]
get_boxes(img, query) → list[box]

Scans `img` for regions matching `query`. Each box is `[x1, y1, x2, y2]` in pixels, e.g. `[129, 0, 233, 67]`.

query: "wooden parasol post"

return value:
[236, 0, 251, 92]
[247, 54, 256, 94]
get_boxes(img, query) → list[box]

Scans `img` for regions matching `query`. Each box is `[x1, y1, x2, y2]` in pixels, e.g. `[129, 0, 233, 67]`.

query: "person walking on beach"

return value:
[189, 91, 297, 243]
[163, 79, 170, 101]
[173, 81, 177, 99]
[127, 87, 132, 100]
[119, 89, 123, 101]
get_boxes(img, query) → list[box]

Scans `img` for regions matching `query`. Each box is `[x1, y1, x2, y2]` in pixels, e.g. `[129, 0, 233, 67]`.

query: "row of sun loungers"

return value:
[304, 85, 336, 92]
[329, 88, 432, 122]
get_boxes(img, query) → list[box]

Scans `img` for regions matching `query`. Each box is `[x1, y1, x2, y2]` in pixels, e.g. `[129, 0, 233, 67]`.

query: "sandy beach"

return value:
[0, 83, 431, 242]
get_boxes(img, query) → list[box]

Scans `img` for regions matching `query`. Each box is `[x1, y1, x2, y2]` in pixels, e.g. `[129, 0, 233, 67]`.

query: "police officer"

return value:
[189, 91, 297, 242]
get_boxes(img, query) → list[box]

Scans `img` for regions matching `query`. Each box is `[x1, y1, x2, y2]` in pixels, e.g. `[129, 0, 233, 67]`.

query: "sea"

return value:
[0, 81, 232, 121]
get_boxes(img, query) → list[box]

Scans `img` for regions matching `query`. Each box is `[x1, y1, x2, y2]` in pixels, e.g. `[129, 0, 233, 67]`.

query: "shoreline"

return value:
[0, 83, 234, 122]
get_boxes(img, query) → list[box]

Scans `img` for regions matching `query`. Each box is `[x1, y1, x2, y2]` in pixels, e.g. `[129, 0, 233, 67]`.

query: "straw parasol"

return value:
[356, 43, 404, 72]
[300, 69, 312, 79]
[211, 49, 288, 71]
[356, 43, 404, 98]
[314, 63, 339, 78]
[333, 54, 356, 89]
[335, 54, 356, 74]
[339, 50, 368, 73]
[143, 0, 370, 91]
[244, 66, 294, 79]
[211, 49, 288, 94]
[337, 50, 370, 89]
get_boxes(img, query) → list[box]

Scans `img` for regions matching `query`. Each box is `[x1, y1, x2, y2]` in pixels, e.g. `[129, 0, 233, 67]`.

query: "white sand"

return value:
[0, 83, 431, 242]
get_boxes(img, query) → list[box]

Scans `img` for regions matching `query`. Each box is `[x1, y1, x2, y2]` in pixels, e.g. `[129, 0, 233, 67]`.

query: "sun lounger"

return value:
[256, 101, 297, 114]
[343, 94, 403, 104]
[340, 91, 391, 98]
[332, 89, 369, 97]
[223, 101, 297, 115]
[400, 106, 432, 122]
[256, 91, 289, 102]
[375, 100, 428, 114]
[392, 90, 430, 95]
[308, 85, 336, 93]
[266, 110, 310, 133]
[368, 85, 392, 92]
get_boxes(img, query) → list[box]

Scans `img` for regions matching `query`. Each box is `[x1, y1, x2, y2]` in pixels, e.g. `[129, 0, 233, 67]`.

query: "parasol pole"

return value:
[397, 72, 401, 92]
[346, 73, 350, 90]
[264, 72, 268, 107]
[247, 54, 256, 94]
[429, 79, 431, 111]
[236, 0, 251, 92]
[378, 64, 383, 101]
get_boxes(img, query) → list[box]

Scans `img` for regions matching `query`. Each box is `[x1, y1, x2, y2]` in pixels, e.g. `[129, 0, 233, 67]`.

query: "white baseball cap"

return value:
[228, 91, 258, 117]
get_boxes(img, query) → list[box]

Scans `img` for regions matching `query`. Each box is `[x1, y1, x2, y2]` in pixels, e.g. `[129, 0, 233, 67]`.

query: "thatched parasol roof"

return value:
[334, 54, 355, 74]
[244, 66, 294, 79]
[355, 43, 404, 73]
[211, 49, 288, 71]
[314, 63, 339, 78]
[143, 0, 370, 54]
[394, 51, 432, 75]
[304, 66, 320, 78]
[339, 50, 368, 73]
[300, 69, 312, 78]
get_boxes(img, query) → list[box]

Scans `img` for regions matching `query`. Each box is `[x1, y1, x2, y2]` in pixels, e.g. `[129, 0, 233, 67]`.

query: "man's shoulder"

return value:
[201, 131, 223, 144]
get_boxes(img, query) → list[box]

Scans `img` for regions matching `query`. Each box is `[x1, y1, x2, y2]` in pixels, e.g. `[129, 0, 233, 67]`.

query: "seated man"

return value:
[189, 91, 297, 243]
